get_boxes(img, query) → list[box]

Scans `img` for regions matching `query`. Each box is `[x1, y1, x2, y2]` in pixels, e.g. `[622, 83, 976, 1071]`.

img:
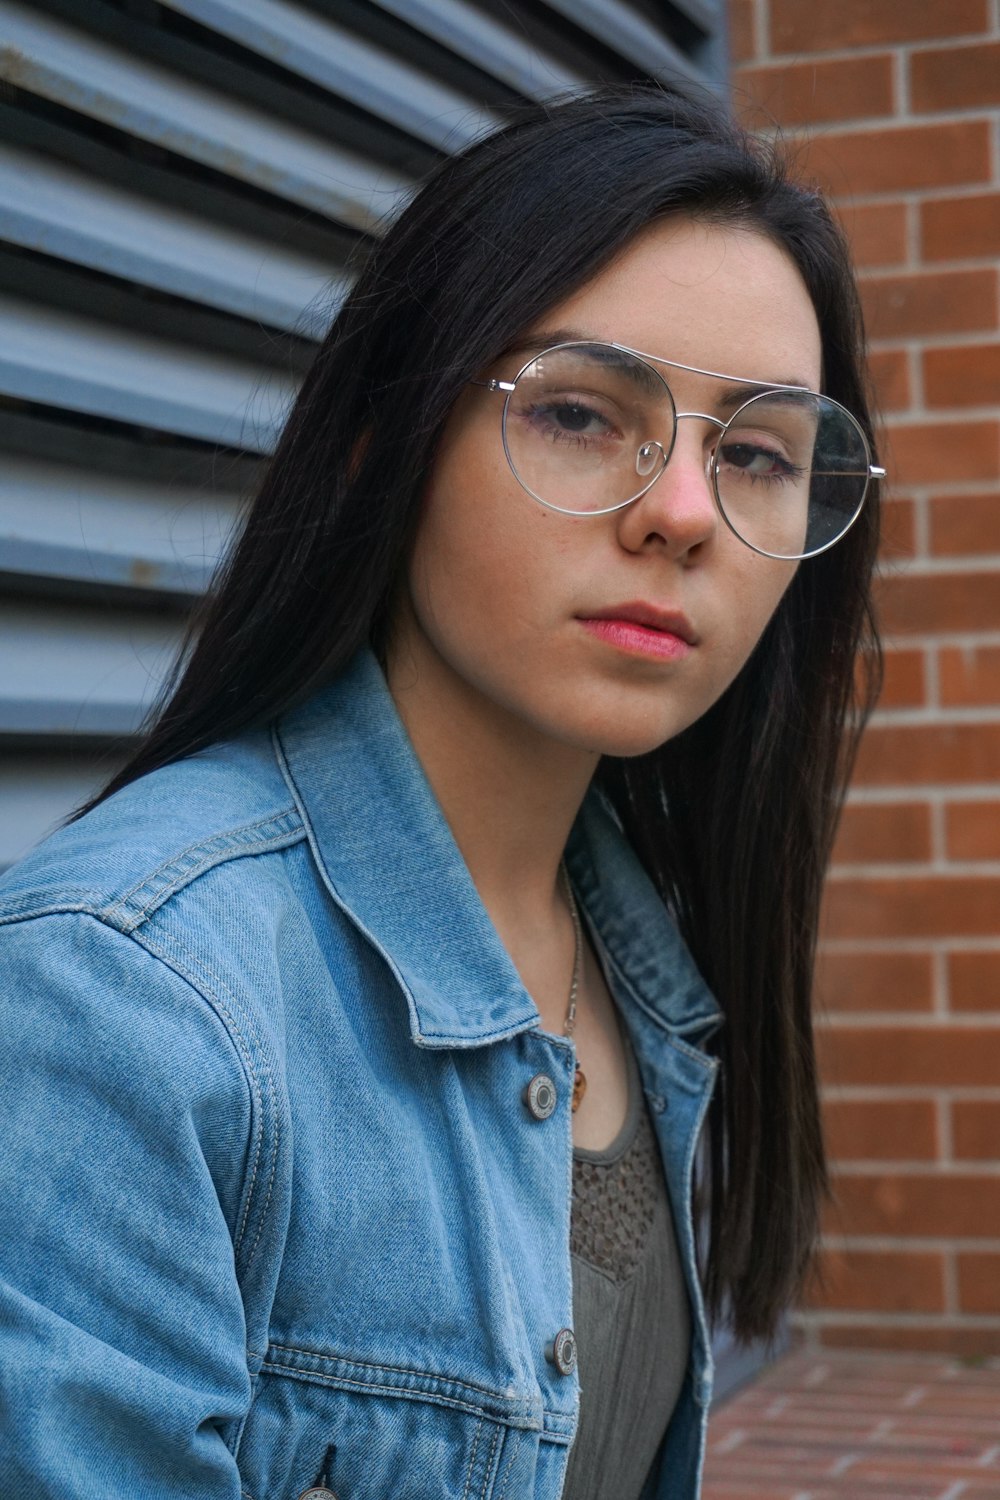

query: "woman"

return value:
[0, 84, 881, 1499]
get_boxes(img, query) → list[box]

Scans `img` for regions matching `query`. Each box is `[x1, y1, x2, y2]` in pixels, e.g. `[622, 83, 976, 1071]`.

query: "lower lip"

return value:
[579, 618, 693, 660]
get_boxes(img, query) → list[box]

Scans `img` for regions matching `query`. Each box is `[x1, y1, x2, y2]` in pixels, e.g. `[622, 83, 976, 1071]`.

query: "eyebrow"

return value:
[502, 327, 815, 400]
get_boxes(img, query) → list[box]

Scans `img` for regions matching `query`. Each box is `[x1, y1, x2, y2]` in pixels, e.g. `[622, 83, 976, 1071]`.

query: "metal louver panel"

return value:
[0, 0, 726, 867]
[2, 3, 414, 230]
[158, 0, 504, 151]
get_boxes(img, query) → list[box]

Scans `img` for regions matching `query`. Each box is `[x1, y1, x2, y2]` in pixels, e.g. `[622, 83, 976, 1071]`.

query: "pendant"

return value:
[572, 1063, 587, 1113]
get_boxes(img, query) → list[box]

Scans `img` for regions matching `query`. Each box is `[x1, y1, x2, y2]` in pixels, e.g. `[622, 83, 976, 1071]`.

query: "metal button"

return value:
[545, 1327, 578, 1376]
[523, 1073, 557, 1120]
[297, 1489, 339, 1500]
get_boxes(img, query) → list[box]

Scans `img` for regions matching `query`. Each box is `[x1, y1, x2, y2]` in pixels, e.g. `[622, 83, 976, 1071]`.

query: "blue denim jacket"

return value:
[0, 650, 721, 1500]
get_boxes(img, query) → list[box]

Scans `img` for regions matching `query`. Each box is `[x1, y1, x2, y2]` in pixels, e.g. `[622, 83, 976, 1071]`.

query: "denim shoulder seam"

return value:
[99, 808, 305, 933]
[129, 920, 280, 1274]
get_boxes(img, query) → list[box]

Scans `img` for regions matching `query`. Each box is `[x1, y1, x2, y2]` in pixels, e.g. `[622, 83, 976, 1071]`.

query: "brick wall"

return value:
[729, 0, 1000, 1354]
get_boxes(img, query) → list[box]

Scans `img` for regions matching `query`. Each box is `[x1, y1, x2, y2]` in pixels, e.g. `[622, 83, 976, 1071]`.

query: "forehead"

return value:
[525, 217, 823, 393]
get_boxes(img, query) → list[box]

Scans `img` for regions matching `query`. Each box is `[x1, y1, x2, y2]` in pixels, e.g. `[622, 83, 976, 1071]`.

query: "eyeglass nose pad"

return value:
[636, 439, 666, 478]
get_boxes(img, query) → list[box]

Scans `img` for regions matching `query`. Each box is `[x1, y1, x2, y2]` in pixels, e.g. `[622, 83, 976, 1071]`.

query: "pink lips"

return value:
[578, 602, 697, 661]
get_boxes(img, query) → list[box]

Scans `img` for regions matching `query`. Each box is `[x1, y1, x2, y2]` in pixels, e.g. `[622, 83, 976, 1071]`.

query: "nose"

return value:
[616, 414, 722, 559]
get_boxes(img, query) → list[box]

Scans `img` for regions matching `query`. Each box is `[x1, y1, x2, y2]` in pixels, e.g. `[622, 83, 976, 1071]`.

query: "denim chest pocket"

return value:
[233, 1347, 553, 1500]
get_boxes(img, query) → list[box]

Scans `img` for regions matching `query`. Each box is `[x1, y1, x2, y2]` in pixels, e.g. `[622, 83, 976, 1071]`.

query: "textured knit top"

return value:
[561, 1028, 691, 1499]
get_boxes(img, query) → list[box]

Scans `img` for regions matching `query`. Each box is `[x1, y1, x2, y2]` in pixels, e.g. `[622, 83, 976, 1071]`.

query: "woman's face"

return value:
[393, 217, 823, 759]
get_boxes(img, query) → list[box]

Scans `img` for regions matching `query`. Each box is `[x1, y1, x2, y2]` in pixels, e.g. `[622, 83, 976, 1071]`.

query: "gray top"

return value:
[562, 1030, 691, 1500]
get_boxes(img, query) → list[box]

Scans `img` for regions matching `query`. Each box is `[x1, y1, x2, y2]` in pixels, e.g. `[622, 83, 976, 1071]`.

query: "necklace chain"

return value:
[559, 861, 587, 1112]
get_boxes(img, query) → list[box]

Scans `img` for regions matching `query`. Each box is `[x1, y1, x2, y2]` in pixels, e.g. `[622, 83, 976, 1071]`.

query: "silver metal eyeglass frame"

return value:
[472, 339, 885, 561]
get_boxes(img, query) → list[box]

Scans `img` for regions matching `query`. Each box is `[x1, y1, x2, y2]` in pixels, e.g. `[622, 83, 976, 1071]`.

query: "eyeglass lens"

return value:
[501, 344, 872, 559]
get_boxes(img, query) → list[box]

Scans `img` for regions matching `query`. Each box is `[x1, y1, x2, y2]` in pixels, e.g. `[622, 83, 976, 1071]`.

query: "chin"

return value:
[551, 704, 694, 760]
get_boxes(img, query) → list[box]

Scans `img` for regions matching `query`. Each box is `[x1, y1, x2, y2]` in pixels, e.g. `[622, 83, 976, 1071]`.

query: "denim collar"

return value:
[273, 649, 721, 1050]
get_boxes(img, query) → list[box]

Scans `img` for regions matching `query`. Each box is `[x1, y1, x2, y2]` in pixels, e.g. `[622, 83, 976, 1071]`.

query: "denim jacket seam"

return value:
[258, 1354, 573, 1436]
[494, 1425, 520, 1500]
[128, 921, 279, 1270]
[594, 932, 721, 1047]
[258, 1359, 526, 1425]
[264, 1343, 525, 1408]
[461, 1416, 484, 1500]
[101, 808, 304, 930]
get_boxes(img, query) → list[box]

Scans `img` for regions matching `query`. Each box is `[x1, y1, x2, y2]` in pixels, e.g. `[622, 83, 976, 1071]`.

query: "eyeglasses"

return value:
[475, 340, 884, 561]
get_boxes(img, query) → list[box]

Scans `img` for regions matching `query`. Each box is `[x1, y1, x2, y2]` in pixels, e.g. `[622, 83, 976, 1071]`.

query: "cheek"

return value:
[717, 558, 797, 676]
[406, 456, 548, 654]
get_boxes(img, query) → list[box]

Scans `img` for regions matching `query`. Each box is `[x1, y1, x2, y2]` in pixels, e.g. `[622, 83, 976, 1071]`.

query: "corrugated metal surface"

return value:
[0, 0, 727, 868]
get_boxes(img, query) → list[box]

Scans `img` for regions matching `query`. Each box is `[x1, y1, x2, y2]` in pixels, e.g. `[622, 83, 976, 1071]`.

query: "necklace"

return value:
[560, 861, 587, 1113]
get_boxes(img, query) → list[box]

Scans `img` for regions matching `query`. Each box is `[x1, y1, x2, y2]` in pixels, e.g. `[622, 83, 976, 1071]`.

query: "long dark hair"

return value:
[83, 83, 881, 1343]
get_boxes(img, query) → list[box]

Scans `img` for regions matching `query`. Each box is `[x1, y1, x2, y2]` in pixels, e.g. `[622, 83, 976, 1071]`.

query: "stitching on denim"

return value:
[259, 1360, 515, 1424]
[480, 1423, 501, 1496]
[0, 895, 94, 924]
[495, 1427, 520, 1500]
[264, 1345, 517, 1407]
[461, 1416, 483, 1500]
[102, 809, 303, 930]
[130, 924, 276, 1267]
[161, 930, 279, 1266]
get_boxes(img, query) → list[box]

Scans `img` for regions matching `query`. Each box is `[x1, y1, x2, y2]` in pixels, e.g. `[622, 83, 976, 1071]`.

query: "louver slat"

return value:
[0, 145, 346, 335]
[0, 453, 239, 599]
[370, 0, 585, 98]
[0, 294, 297, 449]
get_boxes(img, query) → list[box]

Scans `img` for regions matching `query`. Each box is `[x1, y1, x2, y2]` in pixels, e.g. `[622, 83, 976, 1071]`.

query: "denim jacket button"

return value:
[297, 1488, 339, 1499]
[545, 1327, 578, 1376]
[523, 1073, 557, 1119]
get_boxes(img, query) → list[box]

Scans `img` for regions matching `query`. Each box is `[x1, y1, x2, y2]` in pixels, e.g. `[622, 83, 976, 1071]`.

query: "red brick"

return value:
[952, 1098, 1000, 1155]
[818, 1023, 1000, 1087]
[769, 0, 989, 53]
[923, 193, 1000, 262]
[861, 268, 997, 339]
[946, 801, 1000, 860]
[823, 1097, 939, 1160]
[802, 121, 992, 198]
[958, 1253, 1000, 1314]
[832, 801, 932, 864]
[940, 647, 1000, 707]
[949, 951, 1000, 1012]
[815, 949, 935, 1012]
[825, 1170, 1000, 1236]
[880, 495, 917, 561]
[818, 1323, 1000, 1356]
[728, 0, 756, 63]
[853, 724, 1000, 786]
[911, 41, 1000, 112]
[924, 344, 1000, 410]
[840, 201, 909, 269]
[736, 54, 895, 126]
[869, 347, 911, 412]
[879, 646, 926, 708]
[877, 570, 1000, 634]
[885, 421, 999, 487]
[930, 493, 1000, 556]
[823, 873, 1000, 938]
[807, 1247, 946, 1312]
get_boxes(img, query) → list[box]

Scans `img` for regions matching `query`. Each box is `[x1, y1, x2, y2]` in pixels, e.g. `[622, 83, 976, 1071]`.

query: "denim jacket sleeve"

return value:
[0, 910, 256, 1497]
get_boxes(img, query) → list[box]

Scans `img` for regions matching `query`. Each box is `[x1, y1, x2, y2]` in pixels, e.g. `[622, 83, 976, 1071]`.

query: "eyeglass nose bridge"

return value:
[635, 410, 727, 485]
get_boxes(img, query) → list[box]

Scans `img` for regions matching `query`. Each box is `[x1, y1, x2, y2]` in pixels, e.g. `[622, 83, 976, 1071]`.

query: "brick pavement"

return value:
[703, 1348, 1000, 1499]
